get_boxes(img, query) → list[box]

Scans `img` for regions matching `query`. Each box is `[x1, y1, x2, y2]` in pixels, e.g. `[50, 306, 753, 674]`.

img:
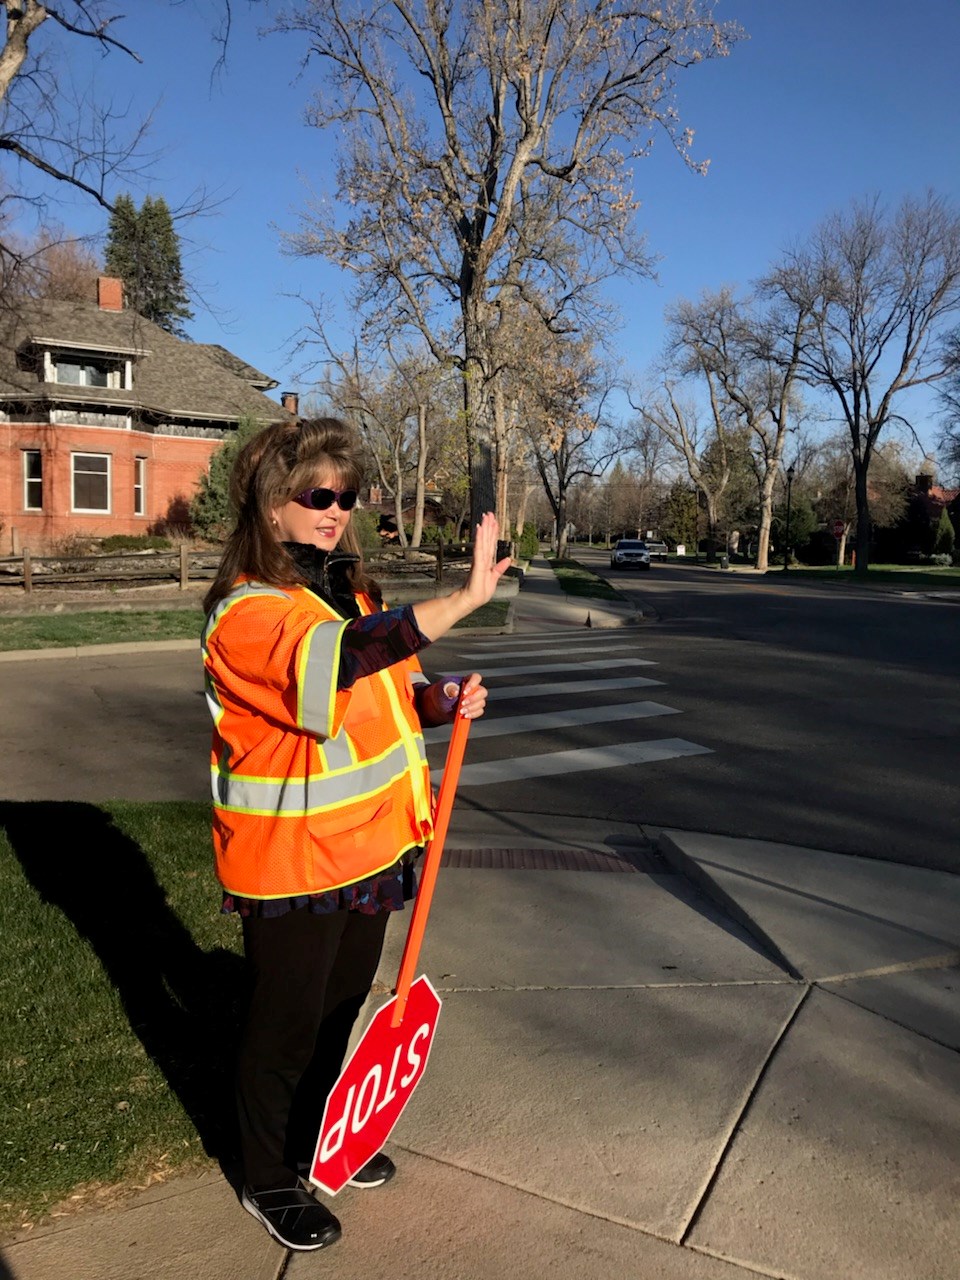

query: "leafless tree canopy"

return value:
[0, 2, 244, 303]
[761, 191, 960, 571]
[276, 0, 742, 520]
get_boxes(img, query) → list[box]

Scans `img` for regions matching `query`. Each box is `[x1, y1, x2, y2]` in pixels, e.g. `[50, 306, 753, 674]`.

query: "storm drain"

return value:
[439, 845, 669, 873]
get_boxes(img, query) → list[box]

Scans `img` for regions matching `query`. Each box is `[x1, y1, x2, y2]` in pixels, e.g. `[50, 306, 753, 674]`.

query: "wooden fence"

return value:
[0, 542, 469, 593]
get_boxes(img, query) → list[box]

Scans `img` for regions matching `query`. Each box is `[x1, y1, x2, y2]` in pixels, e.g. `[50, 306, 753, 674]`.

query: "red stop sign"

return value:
[309, 974, 442, 1195]
[831, 519, 845, 539]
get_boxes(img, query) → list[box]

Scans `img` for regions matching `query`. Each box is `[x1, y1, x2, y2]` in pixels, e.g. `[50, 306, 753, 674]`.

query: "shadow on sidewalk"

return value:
[0, 800, 243, 1171]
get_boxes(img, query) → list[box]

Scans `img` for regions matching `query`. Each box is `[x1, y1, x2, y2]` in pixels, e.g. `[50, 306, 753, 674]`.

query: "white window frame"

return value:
[133, 456, 146, 516]
[48, 352, 123, 389]
[71, 452, 112, 514]
[23, 449, 43, 511]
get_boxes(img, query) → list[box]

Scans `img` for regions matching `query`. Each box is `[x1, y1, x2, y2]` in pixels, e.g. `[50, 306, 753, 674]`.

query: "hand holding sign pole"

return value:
[309, 691, 472, 1195]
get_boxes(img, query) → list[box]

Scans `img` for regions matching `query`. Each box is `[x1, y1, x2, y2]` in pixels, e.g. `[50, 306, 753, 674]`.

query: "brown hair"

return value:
[202, 416, 381, 613]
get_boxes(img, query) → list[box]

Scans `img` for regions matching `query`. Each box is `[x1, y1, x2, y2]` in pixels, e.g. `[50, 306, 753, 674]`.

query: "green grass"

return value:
[547, 557, 627, 601]
[0, 800, 241, 1237]
[453, 597, 510, 627]
[0, 598, 509, 653]
[0, 610, 205, 652]
[785, 565, 960, 588]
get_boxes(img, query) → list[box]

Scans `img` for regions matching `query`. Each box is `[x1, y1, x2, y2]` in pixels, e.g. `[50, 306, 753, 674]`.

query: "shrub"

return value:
[514, 522, 540, 558]
[351, 508, 381, 552]
[189, 415, 263, 540]
[51, 534, 98, 557]
[99, 535, 171, 553]
[929, 553, 953, 567]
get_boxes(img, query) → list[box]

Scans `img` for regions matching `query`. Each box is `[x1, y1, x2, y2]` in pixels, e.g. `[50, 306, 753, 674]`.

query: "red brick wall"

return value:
[0, 420, 222, 553]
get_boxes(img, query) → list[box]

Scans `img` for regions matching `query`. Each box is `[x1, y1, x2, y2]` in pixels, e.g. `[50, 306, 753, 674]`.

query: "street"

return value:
[426, 552, 960, 870]
[0, 559, 957, 870]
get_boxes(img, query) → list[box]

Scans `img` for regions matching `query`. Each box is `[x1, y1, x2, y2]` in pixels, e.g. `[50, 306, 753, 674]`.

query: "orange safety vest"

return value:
[202, 578, 435, 899]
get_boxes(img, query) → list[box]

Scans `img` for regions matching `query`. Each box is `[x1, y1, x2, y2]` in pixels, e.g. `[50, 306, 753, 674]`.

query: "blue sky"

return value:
[25, 0, 960, 464]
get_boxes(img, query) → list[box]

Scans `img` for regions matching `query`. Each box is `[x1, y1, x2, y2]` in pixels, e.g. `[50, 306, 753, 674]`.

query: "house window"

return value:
[23, 450, 43, 510]
[133, 457, 146, 516]
[55, 356, 118, 388]
[72, 453, 111, 512]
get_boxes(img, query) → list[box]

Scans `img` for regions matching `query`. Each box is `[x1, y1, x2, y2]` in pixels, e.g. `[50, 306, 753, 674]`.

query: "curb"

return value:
[656, 831, 803, 979]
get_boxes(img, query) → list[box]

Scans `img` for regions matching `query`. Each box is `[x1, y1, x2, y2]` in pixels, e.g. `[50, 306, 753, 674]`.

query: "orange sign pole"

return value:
[391, 697, 472, 1027]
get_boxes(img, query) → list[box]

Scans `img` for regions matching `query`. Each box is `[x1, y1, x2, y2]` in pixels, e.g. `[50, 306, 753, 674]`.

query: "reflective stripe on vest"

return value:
[210, 733, 428, 815]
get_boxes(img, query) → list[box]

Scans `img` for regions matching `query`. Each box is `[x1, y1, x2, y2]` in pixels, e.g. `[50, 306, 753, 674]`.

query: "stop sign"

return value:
[831, 519, 845, 538]
[309, 974, 442, 1195]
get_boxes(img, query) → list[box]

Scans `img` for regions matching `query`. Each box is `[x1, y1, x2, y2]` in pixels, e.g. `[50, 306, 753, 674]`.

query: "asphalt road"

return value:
[1, 558, 956, 872]
[536, 549, 959, 869]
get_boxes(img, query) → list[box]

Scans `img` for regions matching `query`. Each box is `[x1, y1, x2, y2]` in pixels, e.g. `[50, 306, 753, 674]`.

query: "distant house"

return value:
[0, 276, 295, 554]
[365, 482, 446, 543]
[901, 460, 959, 555]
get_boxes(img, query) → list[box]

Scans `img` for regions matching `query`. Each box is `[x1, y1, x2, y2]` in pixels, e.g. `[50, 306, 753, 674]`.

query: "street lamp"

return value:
[782, 464, 795, 572]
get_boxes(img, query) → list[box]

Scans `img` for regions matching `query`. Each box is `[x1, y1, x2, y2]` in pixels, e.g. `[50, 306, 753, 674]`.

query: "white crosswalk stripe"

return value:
[430, 738, 711, 786]
[423, 700, 679, 743]
[425, 632, 713, 788]
[487, 676, 664, 698]
[440, 657, 656, 679]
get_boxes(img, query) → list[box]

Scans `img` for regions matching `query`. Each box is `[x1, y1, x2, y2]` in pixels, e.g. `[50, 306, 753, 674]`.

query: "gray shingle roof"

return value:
[0, 300, 293, 425]
[191, 343, 279, 389]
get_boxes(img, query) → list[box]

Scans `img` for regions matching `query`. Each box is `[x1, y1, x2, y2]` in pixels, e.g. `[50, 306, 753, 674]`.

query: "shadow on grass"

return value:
[0, 800, 244, 1173]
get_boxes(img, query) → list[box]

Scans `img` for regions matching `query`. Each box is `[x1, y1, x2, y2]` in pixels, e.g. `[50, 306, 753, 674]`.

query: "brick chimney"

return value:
[98, 276, 124, 311]
[281, 391, 299, 415]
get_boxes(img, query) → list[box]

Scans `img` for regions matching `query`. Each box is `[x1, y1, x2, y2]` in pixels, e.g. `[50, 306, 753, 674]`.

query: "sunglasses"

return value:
[291, 487, 359, 511]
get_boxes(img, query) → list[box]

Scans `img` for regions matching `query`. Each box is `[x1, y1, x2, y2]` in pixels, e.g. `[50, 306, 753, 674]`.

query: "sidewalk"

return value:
[3, 562, 958, 1280]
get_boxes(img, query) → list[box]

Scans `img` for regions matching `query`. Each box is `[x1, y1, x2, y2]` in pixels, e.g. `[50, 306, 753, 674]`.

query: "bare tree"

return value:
[662, 287, 809, 569]
[807, 433, 910, 565]
[276, 0, 742, 522]
[761, 191, 960, 573]
[632, 380, 737, 559]
[0, 2, 241, 304]
[2, 222, 100, 300]
[936, 328, 960, 482]
[508, 330, 616, 555]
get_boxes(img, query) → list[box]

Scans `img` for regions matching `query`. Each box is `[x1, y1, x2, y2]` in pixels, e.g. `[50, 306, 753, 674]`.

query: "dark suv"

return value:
[609, 539, 652, 570]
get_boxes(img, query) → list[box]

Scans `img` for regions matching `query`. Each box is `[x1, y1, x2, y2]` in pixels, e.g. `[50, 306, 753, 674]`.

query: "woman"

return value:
[202, 416, 510, 1251]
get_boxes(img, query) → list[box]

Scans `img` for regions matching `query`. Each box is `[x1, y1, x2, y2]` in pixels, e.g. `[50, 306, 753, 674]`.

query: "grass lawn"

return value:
[0, 800, 240, 1238]
[0, 597, 510, 653]
[785, 564, 960, 588]
[0, 610, 205, 652]
[547, 557, 627, 601]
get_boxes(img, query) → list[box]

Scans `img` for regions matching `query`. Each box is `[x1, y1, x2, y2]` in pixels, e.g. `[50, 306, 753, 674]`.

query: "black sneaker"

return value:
[346, 1151, 396, 1189]
[241, 1184, 342, 1251]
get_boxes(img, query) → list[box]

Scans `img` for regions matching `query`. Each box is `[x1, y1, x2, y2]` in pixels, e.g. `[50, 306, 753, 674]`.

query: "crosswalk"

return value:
[423, 630, 712, 788]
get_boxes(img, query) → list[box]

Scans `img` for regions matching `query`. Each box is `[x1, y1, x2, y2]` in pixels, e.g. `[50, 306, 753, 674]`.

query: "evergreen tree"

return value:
[104, 194, 194, 336]
[933, 506, 956, 557]
[190, 416, 263, 541]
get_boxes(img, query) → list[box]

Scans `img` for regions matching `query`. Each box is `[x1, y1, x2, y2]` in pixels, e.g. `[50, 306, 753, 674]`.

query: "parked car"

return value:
[644, 540, 669, 559]
[609, 539, 652, 570]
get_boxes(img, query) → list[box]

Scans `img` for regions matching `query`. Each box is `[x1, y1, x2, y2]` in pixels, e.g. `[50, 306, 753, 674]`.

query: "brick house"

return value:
[0, 277, 295, 554]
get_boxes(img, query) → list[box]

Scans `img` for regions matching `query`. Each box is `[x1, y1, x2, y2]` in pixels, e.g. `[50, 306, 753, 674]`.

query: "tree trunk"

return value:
[705, 494, 721, 561]
[755, 469, 777, 571]
[463, 302, 496, 527]
[493, 381, 510, 533]
[853, 460, 872, 574]
[409, 403, 427, 548]
[392, 435, 409, 551]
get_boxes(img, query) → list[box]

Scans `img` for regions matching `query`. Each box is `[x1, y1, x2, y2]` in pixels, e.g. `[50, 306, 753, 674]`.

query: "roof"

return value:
[191, 343, 278, 390]
[0, 300, 293, 425]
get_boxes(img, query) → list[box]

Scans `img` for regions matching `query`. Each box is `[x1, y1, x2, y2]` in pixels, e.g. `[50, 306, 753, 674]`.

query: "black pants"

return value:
[235, 906, 390, 1190]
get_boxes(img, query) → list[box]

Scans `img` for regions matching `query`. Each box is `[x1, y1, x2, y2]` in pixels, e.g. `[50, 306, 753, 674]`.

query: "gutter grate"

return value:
[439, 845, 668, 873]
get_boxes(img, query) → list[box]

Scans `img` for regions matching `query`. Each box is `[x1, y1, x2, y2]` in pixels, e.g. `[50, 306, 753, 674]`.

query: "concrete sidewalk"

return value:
[3, 561, 958, 1280]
